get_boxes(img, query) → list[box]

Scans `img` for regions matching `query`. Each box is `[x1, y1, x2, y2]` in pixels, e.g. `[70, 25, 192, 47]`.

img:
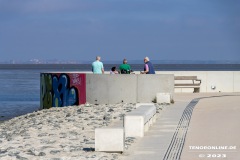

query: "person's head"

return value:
[96, 56, 101, 61]
[111, 66, 116, 71]
[123, 58, 127, 64]
[144, 57, 149, 63]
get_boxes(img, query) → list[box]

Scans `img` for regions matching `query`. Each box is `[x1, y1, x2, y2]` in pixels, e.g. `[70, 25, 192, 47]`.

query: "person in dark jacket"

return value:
[141, 57, 155, 74]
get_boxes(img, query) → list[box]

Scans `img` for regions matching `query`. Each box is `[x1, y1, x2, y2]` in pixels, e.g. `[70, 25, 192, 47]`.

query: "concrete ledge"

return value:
[124, 105, 156, 137]
[95, 127, 124, 152]
[135, 103, 154, 108]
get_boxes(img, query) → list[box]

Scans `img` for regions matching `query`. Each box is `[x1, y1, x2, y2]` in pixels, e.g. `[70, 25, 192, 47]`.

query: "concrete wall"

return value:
[86, 74, 137, 104]
[40, 73, 174, 107]
[155, 71, 240, 93]
[40, 71, 239, 107]
[86, 74, 174, 104]
[137, 74, 174, 102]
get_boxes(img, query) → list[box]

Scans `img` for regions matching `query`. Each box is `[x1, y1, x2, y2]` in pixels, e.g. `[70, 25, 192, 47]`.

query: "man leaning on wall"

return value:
[141, 57, 155, 74]
[92, 56, 104, 74]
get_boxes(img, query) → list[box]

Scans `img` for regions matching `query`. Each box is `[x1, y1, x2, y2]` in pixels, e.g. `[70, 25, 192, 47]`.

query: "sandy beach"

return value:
[0, 103, 165, 160]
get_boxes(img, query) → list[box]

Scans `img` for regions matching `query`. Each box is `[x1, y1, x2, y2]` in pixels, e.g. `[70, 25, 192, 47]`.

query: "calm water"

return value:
[0, 70, 40, 121]
[0, 64, 240, 121]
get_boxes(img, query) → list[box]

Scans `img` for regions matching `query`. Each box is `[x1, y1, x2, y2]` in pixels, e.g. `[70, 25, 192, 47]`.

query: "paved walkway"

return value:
[181, 94, 240, 160]
[122, 93, 240, 160]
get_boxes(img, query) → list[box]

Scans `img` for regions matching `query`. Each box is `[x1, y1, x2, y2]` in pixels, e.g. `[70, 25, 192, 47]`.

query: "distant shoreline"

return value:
[0, 63, 240, 71]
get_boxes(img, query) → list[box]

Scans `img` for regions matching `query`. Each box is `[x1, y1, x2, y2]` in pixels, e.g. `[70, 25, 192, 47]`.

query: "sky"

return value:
[0, 0, 240, 62]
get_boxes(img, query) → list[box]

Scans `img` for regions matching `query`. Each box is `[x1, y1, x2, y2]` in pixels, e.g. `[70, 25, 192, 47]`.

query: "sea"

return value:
[1, 63, 240, 121]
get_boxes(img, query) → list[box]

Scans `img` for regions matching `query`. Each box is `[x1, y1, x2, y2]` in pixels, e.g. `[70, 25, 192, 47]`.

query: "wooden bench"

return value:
[174, 76, 201, 93]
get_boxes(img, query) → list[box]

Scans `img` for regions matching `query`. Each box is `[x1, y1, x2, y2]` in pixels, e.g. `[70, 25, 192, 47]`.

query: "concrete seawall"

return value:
[40, 71, 240, 108]
[86, 74, 174, 104]
[154, 71, 240, 93]
[40, 73, 174, 108]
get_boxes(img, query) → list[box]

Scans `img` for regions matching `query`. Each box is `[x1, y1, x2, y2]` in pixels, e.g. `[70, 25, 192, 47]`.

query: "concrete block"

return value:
[124, 105, 156, 137]
[144, 121, 149, 132]
[125, 115, 145, 137]
[95, 127, 124, 152]
[149, 116, 153, 126]
[156, 93, 171, 104]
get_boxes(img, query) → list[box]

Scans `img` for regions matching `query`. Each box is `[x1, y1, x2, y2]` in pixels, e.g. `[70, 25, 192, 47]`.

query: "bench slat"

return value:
[175, 86, 200, 88]
[175, 83, 200, 86]
[174, 76, 201, 91]
[174, 76, 198, 80]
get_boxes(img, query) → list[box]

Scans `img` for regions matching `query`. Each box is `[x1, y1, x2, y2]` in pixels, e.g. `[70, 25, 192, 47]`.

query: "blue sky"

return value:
[0, 0, 240, 62]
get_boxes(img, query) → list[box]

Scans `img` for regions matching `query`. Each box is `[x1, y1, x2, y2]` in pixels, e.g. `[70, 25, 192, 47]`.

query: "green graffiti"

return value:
[41, 74, 53, 109]
[55, 98, 59, 107]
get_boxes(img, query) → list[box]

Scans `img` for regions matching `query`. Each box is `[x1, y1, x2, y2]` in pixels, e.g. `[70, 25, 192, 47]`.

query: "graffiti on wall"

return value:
[40, 73, 86, 109]
[40, 74, 53, 109]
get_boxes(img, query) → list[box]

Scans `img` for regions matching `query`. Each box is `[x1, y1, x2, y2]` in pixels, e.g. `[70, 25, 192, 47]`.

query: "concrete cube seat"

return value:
[156, 93, 171, 104]
[95, 127, 124, 152]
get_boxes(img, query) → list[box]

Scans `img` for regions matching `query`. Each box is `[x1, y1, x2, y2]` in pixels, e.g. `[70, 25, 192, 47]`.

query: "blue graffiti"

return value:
[52, 74, 78, 107]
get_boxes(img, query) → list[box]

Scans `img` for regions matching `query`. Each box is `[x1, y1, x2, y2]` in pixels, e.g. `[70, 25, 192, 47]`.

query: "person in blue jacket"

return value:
[141, 57, 155, 74]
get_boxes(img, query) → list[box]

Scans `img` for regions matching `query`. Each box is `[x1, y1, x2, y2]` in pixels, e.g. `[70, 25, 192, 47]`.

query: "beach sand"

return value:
[0, 103, 165, 160]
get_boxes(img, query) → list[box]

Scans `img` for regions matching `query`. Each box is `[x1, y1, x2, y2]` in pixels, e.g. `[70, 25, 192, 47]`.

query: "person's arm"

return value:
[141, 64, 149, 74]
[127, 65, 130, 74]
[101, 63, 104, 74]
[128, 65, 131, 71]
[102, 68, 104, 74]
